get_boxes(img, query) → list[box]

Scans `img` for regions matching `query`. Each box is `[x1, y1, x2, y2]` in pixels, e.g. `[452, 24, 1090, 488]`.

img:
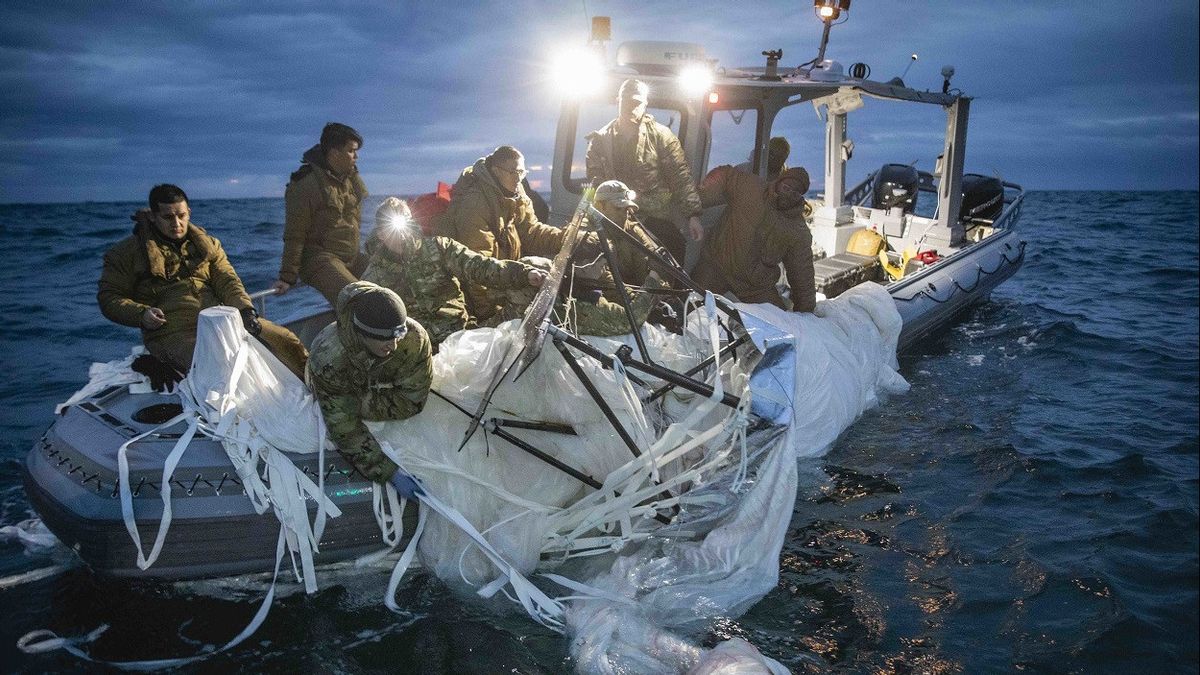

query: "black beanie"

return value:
[351, 290, 407, 339]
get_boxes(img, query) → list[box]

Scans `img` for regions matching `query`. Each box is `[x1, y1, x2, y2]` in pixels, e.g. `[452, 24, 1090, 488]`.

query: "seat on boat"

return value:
[814, 252, 883, 298]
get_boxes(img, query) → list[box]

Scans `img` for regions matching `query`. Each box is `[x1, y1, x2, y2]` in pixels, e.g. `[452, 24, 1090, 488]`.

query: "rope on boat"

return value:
[894, 240, 1025, 304]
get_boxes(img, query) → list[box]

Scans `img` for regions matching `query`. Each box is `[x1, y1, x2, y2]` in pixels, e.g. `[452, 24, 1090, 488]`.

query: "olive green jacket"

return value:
[443, 158, 567, 320]
[695, 165, 816, 312]
[306, 282, 433, 483]
[585, 114, 703, 222]
[98, 220, 252, 350]
[280, 145, 369, 285]
[362, 231, 535, 347]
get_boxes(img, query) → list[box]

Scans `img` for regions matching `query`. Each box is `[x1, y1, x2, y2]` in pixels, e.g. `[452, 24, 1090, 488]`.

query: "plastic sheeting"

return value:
[369, 282, 907, 671]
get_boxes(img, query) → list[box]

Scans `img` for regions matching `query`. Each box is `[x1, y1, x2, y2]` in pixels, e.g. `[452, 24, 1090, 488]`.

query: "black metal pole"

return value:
[643, 333, 751, 404]
[552, 337, 644, 459]
[591, 221, 652, 363]
[548, 324, 741, 409]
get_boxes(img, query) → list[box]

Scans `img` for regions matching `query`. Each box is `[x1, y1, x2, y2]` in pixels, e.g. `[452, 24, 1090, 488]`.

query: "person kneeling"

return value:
[306, 282, 432, 497]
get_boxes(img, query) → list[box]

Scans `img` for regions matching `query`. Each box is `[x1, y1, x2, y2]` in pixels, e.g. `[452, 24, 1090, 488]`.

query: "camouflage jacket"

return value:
[585, 114, 703, 222]
[696, 165, 815, 312]
[442, 158, 567, 321]
[581, 210, 659, 292]
[362, 231, 535, 347]
[306, 282, 433, 483]
[98, 220, 252, 350]
[280, 145, 369, 284]
[499, 266, 665, 337]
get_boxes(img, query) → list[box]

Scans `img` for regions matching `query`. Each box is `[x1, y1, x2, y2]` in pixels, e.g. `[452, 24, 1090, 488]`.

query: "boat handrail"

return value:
[248, 287, 282, 318]
[992, 183, 1025, 231]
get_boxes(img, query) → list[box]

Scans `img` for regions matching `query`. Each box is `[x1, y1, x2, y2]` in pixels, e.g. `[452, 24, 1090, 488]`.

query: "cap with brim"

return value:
[594, 180, 638, 209]
[619, 79, 649, 104]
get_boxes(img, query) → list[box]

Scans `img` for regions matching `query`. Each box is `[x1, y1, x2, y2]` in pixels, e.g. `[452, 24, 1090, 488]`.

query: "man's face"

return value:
[326, 139, 360, 176]
[361, 335, 399, 359]
[595, 200, 626, 225]
[152, 199, 189, 241]
[618, 94, 647, 125]
[493, 155, 527, 193]
[771, 176, 806, 212]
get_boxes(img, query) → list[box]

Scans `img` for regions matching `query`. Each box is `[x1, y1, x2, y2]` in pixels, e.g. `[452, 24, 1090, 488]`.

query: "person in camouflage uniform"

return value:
[585, 78, 704, 264]
[694, 165, 816, 312]
[362, 198, 547, 349]
[576, 179, 660, 294]
[98, 184, 308, 379]
[272, 123, 369, 304]
[441, 145, 572, 324]
[306, 282, 432, 491]
[500, 257, 665, 337]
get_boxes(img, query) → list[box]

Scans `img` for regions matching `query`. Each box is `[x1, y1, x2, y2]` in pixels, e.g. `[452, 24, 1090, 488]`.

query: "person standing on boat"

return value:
[272, 122, 368, 304]
[734, 136, 791, 182]
[307, 281, 431, 496]
[363, 197, 547, 349]
[585, 78, 704, 265]
[693, 165, 817, 312]
[442, 145, 576, 325]
[98, 184, 309, 379]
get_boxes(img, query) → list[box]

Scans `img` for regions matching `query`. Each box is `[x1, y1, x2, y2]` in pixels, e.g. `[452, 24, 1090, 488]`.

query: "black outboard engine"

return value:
[959, 174, 1004, 223]
[871, 163, 919, 212]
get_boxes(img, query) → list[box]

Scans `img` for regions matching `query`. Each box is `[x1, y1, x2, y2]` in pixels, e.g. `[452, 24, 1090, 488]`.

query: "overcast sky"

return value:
[1, 0, 1196, 203]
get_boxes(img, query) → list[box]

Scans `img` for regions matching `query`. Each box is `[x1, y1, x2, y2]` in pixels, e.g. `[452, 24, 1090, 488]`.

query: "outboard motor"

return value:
[959, 173, 1004, 223]
[871, 163, 919, 213]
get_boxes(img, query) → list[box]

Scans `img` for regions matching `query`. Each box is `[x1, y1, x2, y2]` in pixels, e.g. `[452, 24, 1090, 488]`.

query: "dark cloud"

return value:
[0, 0, 1196, 202]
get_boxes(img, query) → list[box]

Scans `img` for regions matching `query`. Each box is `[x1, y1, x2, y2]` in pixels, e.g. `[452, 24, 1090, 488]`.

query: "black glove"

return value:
[131, 354, 186, 392]
[240, 307, 263, 336]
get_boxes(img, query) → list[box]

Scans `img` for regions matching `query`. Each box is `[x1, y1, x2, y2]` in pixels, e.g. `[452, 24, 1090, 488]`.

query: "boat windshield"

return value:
[564, 102, 688, 192]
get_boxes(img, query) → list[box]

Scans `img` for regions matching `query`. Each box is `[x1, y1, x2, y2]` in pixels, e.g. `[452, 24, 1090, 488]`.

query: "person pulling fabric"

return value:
[363, 197, 546, 350]
[306, 282, 432, 497]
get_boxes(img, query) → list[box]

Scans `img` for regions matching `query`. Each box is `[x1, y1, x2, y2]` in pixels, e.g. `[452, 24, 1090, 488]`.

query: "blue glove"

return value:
[388, 470, 423, 500]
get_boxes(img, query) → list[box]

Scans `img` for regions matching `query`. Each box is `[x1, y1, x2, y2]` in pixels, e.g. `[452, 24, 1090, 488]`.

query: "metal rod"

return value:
[643, 333, 750, 405]
[592, 221, 652, 363]
[549, 324, 741, 409]
[493, 418, 577, 436]
[552, 338, 643, 459]
[489, 426, 601, 489]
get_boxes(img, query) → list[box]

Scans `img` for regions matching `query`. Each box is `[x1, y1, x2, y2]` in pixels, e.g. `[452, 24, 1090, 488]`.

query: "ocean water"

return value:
[0, 191, 1196, 672]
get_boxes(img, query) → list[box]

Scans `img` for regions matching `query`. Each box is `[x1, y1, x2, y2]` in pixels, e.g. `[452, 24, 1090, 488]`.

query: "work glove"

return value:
[388, 470, 424, 500]
[239, 307, 263, 337]
[131, 354, 186, 392]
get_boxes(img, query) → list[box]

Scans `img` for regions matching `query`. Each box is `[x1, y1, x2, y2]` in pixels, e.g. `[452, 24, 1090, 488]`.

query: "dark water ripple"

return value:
[0, 191, 1196, 672]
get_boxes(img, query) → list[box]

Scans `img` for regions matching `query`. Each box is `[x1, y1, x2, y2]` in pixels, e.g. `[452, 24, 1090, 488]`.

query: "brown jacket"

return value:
[695, 165, 816, 312]
[98, 220, 253, 351]
[443, 158, 567, 320]
[585, 114, 702, 222]
[280, 145, 369, 285]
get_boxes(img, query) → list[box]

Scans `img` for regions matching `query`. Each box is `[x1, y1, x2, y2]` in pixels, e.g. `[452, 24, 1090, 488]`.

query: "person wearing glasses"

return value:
[306, 281, 432, 497]
[442, 145, 575, 325]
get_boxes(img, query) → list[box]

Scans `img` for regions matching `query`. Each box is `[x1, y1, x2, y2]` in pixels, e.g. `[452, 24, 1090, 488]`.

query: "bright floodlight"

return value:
[678, 63, 713, 97]
[551, 46, 605, 99]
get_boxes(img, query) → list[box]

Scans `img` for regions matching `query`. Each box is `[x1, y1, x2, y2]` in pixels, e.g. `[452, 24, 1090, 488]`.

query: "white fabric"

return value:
[369, 282, 906, 672]
[56, 346, 151, 414]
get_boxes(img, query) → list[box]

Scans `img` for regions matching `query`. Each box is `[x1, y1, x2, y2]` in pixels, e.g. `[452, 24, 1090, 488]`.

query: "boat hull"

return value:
[891, 229, 1026, 353]
[23, 389, 414, 580]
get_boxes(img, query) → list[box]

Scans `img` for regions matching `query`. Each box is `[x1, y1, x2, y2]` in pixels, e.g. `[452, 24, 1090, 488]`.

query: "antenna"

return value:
[899, 53, 918, 80]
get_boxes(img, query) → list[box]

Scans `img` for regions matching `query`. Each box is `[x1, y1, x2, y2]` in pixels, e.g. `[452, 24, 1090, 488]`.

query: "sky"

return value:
[0, 0, 1196, 204]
